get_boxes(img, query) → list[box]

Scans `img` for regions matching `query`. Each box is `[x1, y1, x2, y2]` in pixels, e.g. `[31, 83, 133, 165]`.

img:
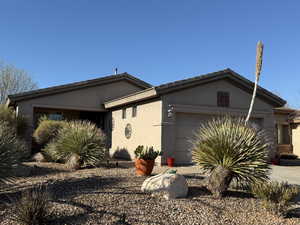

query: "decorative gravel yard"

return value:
[0, 162, 299, 225]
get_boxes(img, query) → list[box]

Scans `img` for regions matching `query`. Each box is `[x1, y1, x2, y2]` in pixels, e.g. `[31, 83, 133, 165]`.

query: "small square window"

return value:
[132, 106, 137, 117]
[217, 92, 230, 107]
[122, 108, 126, 119]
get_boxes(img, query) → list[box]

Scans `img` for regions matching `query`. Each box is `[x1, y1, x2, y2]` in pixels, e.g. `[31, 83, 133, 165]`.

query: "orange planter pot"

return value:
[135, 158, 155, 176]
[167, 157, 175, 167]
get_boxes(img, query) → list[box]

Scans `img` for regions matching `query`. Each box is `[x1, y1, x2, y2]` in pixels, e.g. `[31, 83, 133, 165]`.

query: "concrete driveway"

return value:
[154, 164, 300, 185]
[270, 165, 300, 185]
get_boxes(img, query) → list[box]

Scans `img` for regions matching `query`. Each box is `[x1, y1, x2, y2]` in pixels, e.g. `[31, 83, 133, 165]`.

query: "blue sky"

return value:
[0, 1, 299, 107]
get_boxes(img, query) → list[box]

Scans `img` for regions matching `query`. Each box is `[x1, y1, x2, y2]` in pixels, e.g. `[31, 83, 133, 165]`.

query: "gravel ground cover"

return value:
[0, 162, 300, 225]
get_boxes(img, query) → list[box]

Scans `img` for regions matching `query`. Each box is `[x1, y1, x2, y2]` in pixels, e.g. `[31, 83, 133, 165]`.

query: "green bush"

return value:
[33, 117, 66, 145]
[0, 122, 26, 183]
[0, 104, 27, 138]
[45, 120, 107, 169]
[11, 184, 52, 225]
[251, 181, 299, 216]
[192, 116, 270, 197]
[134, 145, 161, 160]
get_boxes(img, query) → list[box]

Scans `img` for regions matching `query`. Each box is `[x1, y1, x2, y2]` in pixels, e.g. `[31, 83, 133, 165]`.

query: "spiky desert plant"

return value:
[0, 104, 27, 138]
[49, 120, 107, 169]
[251, 181, 299, 216]
[11, 184, 52, 225]
[33, 117, 66, 145]
[245, 41, 264, 123]
[0, 122, 26, 184]
[192, 116, 270, 197]
[42, 141, 61, 162]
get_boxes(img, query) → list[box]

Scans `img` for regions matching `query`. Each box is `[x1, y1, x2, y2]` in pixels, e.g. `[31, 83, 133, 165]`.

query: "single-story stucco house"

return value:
[6, 68, 296, 165]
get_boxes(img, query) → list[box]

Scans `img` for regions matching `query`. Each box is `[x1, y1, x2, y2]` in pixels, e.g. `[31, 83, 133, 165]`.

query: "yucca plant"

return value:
[251, 181, 299, 216]
[192, 116, 270, 198]
[47, 120, 107, 170]
[11, 184, 52, 225]
[0, 122, 26, 184]
[33, 117, 66, 145]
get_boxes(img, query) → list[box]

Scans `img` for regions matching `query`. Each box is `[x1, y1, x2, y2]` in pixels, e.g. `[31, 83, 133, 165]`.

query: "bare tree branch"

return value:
[0, 62, 38, 104]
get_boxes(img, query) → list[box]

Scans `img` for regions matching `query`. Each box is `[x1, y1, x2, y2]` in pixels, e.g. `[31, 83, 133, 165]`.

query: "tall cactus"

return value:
[245, 41, 264, 123]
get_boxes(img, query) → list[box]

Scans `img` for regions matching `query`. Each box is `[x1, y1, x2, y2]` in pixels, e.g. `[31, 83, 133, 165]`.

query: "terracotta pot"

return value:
[135, 158, 155, 176]
[167, 157, 175, 167]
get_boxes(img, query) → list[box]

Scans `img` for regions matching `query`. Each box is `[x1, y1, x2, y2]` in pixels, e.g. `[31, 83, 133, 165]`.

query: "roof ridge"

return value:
[8, 72, 152, 103]
[155, 68, 230, 89]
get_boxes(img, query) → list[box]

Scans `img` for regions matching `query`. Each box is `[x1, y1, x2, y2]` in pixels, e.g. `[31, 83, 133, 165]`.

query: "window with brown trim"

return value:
[122, 108, 126, 119]
[132, 105, 137, 117]
[217, 92, 230, 107]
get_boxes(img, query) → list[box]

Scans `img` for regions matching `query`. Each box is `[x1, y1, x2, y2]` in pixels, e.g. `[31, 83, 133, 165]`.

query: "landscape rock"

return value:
[141, 169, 188, 200]
[32, 152, 47, 163]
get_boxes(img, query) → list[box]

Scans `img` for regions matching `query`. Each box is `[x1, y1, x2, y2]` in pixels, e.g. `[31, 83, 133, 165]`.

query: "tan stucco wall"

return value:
[16, 80, 145, 149]
[162, 79, 273, 110]
[110, 100, 162, 162]
[292, 124, 300, 157]
[161, 79, 278, 163]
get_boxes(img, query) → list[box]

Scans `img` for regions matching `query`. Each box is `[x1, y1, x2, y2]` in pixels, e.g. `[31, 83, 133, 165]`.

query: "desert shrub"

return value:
[47, 120, 107, 169]
[134, 145, 161, 160]
[11, 184, 52, 225]
[33, 117, 66, 145]
[192, 116, 270, 197]
[42, 141, 61, 162]
[251, 181, 299, 216]
[0, 122, 26, 183]
[0, 104, 27, 138]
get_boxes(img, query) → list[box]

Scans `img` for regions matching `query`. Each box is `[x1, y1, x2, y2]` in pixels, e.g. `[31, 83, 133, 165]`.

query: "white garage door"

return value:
[174, 113, 213, 164]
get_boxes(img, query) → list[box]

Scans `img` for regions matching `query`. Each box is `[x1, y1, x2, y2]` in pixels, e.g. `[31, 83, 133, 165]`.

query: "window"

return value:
[277, 124, 290, 144]
[217, 92, 230, 107]
[48, 113, 63, 121]
[122, 108, 126, 119]
[132, 106, 137, 117]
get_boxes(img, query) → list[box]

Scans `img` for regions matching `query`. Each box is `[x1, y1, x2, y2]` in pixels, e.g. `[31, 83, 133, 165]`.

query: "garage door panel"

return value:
[174, 151, 192, 164]
[173, 113, 264, 164]
[176, 125, 200, 138]
[174, 113, 213, 164]
[175, 139, 193, 152]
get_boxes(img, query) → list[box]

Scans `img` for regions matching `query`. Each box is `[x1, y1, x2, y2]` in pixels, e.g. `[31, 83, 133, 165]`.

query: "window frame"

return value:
[132, 105, 137, 118]
[122, 108, 126, 119]
[217, 91, 230, 107]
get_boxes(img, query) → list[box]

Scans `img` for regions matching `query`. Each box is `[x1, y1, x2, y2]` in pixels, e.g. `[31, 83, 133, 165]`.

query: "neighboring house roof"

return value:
[7, 72, 152, 105]
[104, 68, 286, 109]
[274, 107, 295, 114]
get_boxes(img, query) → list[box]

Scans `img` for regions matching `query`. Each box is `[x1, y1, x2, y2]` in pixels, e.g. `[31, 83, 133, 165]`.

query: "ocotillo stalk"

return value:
[245, 41, 264, 123]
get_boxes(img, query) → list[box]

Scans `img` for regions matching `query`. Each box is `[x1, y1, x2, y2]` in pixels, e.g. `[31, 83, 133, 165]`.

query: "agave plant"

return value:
[47, 120, 107, 169]
[192, 116, 270, 198]
[0, 122, 26, 184]
[134, 145, 161, 160]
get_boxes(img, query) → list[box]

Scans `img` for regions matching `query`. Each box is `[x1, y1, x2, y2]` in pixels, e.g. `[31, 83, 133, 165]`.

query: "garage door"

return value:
[174, 113, 213, 164]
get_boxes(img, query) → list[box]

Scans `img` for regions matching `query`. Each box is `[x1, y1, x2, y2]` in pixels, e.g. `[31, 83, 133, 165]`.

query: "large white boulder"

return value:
[141, 169, 188, 200]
